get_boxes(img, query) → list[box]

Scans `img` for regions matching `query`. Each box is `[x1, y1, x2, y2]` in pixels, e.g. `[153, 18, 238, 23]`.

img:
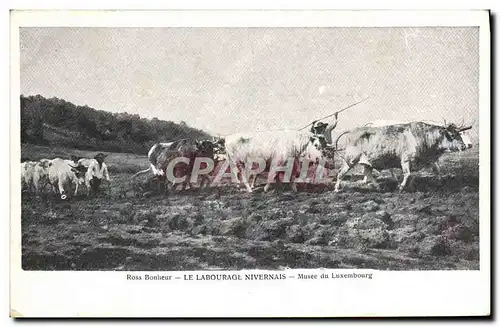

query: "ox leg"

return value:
[58, 180, 66, 199]
[50, 182, 58, 195]
[202, 176, 213, 189]
[263, 172, 275, 192]
[334, 163, 352, 192]
[229, 164, 240, 186]
[241, 173, 253, 193]
[160, 177, 167, 195]
[407, 175, 417, 191]
[250, 175, 256, 188]
[362, 169, 378, 184]
[182, 179, 194, 191]
[33, 176, 43, 195]
[85, 178, 91, 196]
[389, 169, 398, 181]
[31, 179, 39, 195]
[229, 159, 252, 192]
[290, 176, 298, 192]
[237, 163, 253, 193]
[264, 171, 279, 193]
[183, 172, 193, 190]
[199, 176, 206, 188]
[432, 162, 442, 180]
[24, 179, 32, 194]
[363, 165, 380, 190]
[399, 161, 412, 191]
[362, 165, 380, 190]
[32, 178, 39, 195]
[289, 158, 300, 192]
[164, 181, 169, 196]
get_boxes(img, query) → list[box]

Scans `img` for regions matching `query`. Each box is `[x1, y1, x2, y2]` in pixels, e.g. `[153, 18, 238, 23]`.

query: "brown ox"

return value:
[150, 139, 219, 192]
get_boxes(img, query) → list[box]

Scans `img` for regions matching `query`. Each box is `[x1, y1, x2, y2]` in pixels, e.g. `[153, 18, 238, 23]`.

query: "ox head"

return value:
[454, 119, 474, 149]
[309, 120, 329, 150]
[460, 132, 473, 149]
[195, 139, 216, 157]
[216, 137, 225, 147]
[70, 155, 82, 164]
[211, 138, 226, 161]
[68, 162, 88, 184]
[38, 159, 52, 169]
[440, 123, 473, 152]
[211, 137, 225, 151]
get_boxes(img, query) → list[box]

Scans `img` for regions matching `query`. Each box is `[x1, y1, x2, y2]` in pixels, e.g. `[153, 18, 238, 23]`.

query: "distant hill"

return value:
[20, 94, 211, 154]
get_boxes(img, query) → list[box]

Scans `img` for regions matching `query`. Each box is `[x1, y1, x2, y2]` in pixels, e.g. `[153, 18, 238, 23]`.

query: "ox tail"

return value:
[335, 131, 350, 151]
[131, 167, 151, 179]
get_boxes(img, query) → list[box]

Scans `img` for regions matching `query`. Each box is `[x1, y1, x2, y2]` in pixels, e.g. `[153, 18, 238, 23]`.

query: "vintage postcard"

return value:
[10, 10, 490, 317]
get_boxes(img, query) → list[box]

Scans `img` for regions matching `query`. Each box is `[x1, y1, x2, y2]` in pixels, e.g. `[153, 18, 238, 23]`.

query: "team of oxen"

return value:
[131, 118, 474, 194]
[21, 153, 110, 199]
[20, 117, 473, 199]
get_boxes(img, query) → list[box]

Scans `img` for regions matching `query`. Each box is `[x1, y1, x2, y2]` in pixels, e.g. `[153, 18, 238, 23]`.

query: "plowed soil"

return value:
[21, 144, 480, 271]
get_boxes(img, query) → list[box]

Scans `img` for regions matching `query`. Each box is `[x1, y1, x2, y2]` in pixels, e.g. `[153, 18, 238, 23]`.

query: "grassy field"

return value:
[20, 144, 480, 270]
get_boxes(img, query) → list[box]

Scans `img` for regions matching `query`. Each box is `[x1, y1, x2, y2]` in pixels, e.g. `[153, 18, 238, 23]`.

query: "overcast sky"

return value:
[20, 27, 479, 140]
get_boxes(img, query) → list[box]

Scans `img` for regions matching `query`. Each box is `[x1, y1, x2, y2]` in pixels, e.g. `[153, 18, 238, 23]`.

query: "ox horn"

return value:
[464, 119, 476, 130]
[335, 131, 350, 150]
[458, 126, 472, 132]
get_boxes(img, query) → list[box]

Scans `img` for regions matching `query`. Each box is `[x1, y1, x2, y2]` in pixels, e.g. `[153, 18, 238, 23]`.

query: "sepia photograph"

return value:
[10, 9, 491, 317]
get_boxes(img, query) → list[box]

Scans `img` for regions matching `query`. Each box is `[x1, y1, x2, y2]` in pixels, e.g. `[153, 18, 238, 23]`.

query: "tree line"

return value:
[20, 94, 211, 154]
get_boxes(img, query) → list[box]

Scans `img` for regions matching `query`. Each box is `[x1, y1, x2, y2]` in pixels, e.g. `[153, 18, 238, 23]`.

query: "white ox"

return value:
[21, 161, 37, 193]
[32, 159, 53, 194]
[364, 120, 473, 149]
[47, 158, 85, 199]
[224, 127, 327, 193]
[22, 158, 88, 198]
[359, 119, 473, 182]
[132, 139, 225, 180]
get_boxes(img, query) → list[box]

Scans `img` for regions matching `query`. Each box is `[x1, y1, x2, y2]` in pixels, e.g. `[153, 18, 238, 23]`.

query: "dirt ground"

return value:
[20, 145, 480, 271]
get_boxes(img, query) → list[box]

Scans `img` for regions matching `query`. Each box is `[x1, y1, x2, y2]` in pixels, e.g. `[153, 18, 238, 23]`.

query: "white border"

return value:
[9, 10, 491, 317]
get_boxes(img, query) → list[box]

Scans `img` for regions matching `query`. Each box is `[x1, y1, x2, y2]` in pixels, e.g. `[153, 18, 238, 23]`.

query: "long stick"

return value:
[297, 97, 369, 131]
